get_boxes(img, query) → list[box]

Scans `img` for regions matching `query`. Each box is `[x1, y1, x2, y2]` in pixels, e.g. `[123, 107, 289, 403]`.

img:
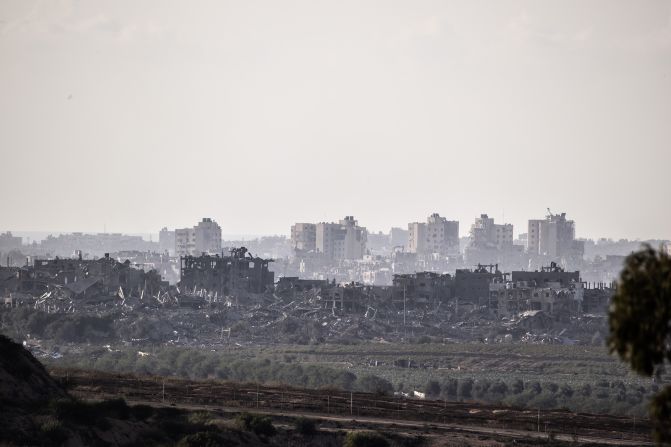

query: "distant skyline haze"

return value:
[1, 0, 669, 240]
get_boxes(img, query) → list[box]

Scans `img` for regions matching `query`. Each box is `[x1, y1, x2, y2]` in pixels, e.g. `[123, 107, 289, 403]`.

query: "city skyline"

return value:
[4, 207, 670, 243]
[1, 0, 670, 240]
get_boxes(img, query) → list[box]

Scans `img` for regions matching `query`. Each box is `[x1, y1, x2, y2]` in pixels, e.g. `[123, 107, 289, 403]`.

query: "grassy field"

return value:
[39, 340, 665, 418]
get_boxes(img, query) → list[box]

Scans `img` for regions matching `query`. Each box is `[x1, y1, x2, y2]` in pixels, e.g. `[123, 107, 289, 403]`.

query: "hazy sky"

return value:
[1, 0, 670, 239]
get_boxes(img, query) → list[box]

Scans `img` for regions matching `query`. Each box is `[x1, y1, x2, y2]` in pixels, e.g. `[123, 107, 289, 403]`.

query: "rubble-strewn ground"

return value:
[0, 290, 612, 347]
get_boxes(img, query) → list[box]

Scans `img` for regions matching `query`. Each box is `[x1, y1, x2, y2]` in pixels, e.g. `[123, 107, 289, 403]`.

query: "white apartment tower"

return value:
[175, 218, 222, 256]
[407, 213, 459, 256]
[527, 211, 583, 259]
[175, 228, 196, 257]
[194, 218, 222, 254]
[315, 216, 367, 260]
[469, 214, 513, 249]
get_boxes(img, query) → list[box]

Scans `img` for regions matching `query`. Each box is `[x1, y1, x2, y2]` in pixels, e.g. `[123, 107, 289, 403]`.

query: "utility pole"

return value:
[537, 408, 540, 432]
[350, 392, 353, 416]
[403, 284, 406, 327]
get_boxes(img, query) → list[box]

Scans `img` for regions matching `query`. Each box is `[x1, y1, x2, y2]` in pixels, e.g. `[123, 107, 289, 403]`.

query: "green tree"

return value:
[344, 431, 389, 447]
[608, 245, 671, 444]
[355, 374, 393, 395]
[424, 380, 441, 398]
[458, 378, 473, 399]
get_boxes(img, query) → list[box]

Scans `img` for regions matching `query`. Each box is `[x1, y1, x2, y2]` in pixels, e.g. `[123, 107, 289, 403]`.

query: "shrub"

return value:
[130, 404, 154, 421]
[344, 431, 389, 447]
[441, 379, 458, 399]
[40, 417, 69, 445]
[177, 431, 227, 447]
[235, 412, 276, 437]
[294, 416, 317, 435]
[458, 379, 473, 399]
[50, 397, 130, 425]
[560, 385, 574, 398]
[187, 411, 212, 426]
[527, 381, 542, 395]
[50, 399, 97, 425]
[424, 380, 441, 398]
[158, 419, 198, 439]
[355, 374, 394, 395]
[96, 398, 130, 420]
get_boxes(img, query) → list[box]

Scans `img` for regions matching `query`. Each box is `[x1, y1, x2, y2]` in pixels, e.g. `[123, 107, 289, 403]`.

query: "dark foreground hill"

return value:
[0, 334, 68, 405]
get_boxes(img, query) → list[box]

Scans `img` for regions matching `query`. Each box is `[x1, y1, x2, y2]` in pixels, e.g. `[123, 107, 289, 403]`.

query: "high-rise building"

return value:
[527, 211, 584, 260]
[194, 218, 222, 254]
[390, 227, 409, 248]
[175, 228, 196, 257]
[290, 223, 317, 251]
[0, 232, 22, 252]
[469, 214, 513, 249]
[315, 216, 367, 260]
[158, 227, 175, 255]
[175, 218, 221, 257]
[407, 213, 459, 256]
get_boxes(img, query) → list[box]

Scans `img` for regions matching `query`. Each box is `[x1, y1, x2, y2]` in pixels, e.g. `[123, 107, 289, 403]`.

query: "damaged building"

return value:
[30, 254, 164, 300]
[511, 262, 580, 287]
[0, 253, 166, 308]
[391, 272, 452, 306]
[178, 247, 274, 298]
[490, 263, 583, 319]
[453, 264, 504, 306]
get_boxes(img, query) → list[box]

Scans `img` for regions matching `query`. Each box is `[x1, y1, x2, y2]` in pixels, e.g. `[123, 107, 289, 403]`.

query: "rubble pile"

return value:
[0, 251, 612, 347]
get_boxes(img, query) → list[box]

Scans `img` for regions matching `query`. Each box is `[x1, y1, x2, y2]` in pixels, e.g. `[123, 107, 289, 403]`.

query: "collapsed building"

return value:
[0, 253, 166, 309]
[274, 261, 598, 322]
[321, 282, 392, 313]
[0, 244, 616, 345]
[275, 277, 330, 296]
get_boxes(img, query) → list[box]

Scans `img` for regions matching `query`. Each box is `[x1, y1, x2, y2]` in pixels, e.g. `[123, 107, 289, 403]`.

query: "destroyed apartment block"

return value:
[0, 253, 167, 310]
[490, 263, 584, 320]
[391, 272, 452, 307]
[178, 247, 274, 301]
[320, 282, 392, 313]
[452, 264, 504, 308]
[275, 277, 331, 297]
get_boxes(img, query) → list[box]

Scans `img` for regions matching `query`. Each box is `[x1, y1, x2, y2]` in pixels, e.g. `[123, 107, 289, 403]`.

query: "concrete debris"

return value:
[0, 251, 615, 346]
